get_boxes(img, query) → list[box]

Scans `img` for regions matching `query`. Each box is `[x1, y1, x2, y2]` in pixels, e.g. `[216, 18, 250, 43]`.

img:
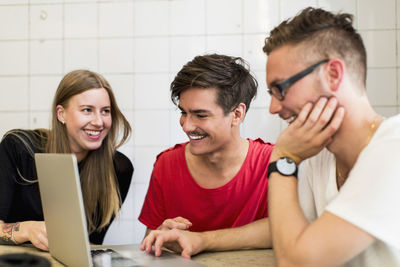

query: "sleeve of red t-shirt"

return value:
[138, 164, 167, 230]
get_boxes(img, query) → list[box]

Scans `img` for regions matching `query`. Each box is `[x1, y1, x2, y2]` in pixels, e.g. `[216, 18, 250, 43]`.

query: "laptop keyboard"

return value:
[91, 248, 143, 267]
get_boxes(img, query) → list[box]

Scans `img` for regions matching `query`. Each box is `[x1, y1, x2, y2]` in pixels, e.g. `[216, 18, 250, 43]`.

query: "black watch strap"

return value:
[267, 162, 278, 178]
[267, 157, 298, 178]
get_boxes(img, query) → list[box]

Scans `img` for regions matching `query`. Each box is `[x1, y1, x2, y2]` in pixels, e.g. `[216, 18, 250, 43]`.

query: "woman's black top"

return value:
[0, 130, 133, 244]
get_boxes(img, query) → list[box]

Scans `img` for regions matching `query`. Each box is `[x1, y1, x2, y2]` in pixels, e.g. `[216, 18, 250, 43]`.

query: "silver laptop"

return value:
[35, 153, 205, 267]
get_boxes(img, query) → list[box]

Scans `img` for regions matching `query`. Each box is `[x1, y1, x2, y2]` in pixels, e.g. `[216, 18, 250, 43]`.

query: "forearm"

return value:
[1, 220, 46, 246]
[1, 219, 48, 251]
[267, 149, 311, 266]
[269, 171, 312, 266]
[0, 220, 20, 245]
[269, 170, 378, 267]
[200, 218, 272, 252]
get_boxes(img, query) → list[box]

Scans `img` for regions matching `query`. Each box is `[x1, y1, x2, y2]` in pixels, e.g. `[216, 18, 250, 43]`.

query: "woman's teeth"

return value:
[85, 130, 101, 136]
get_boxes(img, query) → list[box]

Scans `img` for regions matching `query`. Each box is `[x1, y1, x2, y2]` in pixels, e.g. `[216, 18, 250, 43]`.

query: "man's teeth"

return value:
[85, 130, 101, 136]
[189, 135, 205, 140]
[286, 116, 297, 124]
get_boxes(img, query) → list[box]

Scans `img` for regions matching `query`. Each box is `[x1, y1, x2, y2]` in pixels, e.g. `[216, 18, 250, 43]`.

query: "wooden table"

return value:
[0, 244, 275, 266]
[194, 248, 275, 267]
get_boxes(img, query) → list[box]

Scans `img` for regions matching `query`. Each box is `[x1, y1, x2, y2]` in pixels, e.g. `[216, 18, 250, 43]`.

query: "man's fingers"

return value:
[306, 97, 328, 126]
[142, 229, 183, 256]
[320, 106, 345, 141]
[311, 97, 339, 132]
[295, 97, 339, 134]
[153, 229, 193, 258]
[181, 249, 192, 259]
[141, 230, 159, 253]
[153, 231, 178, 256]
[173, 217, 192, 226]
[167, 221, 191, 230]
[293, 97, 342, 141]
[273, 96, 345, 163]
[163, 241, 183, 253]
[159, 217, 192, 231]
[293, 102, 313, 127]
[141, 229, 197, 259]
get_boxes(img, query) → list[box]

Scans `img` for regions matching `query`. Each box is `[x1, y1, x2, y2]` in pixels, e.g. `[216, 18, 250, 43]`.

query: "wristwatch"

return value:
[267, 157, 298, 178]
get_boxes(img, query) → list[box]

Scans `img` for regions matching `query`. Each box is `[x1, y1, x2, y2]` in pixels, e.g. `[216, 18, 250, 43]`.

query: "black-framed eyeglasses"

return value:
[268, 59, 329, 101]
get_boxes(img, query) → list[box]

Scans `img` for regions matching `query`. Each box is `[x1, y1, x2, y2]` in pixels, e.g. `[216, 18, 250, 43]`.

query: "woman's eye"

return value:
[82, 108, 91, 113]
[102, 109, 111, 114]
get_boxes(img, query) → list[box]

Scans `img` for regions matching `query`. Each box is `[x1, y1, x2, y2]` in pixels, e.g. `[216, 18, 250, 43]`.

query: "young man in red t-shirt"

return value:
[139, 54, 274, 258]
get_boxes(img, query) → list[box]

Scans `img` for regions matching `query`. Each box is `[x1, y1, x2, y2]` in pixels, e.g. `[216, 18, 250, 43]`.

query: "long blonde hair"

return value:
[5, 70, 131, 233]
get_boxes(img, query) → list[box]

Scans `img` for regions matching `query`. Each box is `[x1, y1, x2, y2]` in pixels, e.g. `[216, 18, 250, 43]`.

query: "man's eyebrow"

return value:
[269, 78, 283, 88]
[178, 105, 210, 114]
[190, 109, 210, 114]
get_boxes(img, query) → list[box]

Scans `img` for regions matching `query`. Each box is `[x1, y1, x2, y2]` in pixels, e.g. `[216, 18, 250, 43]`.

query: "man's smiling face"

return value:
[266, 45, 327, 124]
[178, 87, 236, 156]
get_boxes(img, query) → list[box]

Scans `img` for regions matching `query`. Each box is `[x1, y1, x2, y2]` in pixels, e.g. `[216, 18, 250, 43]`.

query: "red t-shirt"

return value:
[139, 138, 273, 232]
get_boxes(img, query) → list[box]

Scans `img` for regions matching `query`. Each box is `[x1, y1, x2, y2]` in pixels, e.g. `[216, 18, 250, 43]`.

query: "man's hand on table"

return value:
[141, 217, 206, 259]
[141, 228, 204, 259]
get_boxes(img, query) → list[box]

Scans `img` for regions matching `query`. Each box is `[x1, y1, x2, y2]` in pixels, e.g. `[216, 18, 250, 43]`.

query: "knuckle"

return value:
[318, 116, 329, 125]
[308, 115, 317, 124]
[295, 115, 306, 124]
[327, 124, 339, 133]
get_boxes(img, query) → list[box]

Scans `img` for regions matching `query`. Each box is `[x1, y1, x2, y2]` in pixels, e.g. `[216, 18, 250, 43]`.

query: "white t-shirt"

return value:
[299, 114, 400, 267]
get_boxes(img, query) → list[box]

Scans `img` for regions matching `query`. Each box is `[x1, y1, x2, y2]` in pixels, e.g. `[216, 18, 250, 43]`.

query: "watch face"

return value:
[276, 157, 297, 176]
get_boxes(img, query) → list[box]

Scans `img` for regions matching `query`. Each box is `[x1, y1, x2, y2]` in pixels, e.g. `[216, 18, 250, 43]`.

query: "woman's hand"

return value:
[17, 221, 49, 251]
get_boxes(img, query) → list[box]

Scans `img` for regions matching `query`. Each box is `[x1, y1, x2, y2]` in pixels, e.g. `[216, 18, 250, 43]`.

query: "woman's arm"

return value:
[0, 220, 49, 251]
[0, 220, 18, 245]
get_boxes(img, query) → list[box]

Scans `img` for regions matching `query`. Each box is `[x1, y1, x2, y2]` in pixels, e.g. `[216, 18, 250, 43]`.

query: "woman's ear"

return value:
[231, 103, 246, 126]
[56, 105, 65, 124]
[325, 59, 344, 92]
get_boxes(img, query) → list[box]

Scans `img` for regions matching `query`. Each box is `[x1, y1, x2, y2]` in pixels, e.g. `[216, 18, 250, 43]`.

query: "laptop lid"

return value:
[35, 153, 206, 267]
[35, 153, 93, 267]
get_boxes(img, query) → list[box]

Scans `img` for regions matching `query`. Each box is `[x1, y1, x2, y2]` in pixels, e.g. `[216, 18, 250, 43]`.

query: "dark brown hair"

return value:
[171, 54, 258, 115]
[263, 7, 367, 86]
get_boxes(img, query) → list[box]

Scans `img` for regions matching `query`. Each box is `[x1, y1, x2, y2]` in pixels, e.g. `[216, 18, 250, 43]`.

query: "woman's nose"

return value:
[91, 113, 103, 126]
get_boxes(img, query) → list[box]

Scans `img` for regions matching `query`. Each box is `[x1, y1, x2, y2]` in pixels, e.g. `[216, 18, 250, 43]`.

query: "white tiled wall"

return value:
[0, 0, 399, 245]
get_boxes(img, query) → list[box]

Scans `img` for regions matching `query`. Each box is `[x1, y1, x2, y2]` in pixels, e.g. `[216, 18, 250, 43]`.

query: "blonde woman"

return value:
[0, 70, 133, 251]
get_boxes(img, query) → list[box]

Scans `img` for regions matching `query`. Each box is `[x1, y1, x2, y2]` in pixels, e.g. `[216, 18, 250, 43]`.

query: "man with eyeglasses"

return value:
[263, 7, 400, 267]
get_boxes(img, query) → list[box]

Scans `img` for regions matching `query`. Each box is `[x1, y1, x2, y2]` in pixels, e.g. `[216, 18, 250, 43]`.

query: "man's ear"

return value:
[231, 103, 246, 126]
[325, 59, 344, 92]
[56, 105, 65, 124]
